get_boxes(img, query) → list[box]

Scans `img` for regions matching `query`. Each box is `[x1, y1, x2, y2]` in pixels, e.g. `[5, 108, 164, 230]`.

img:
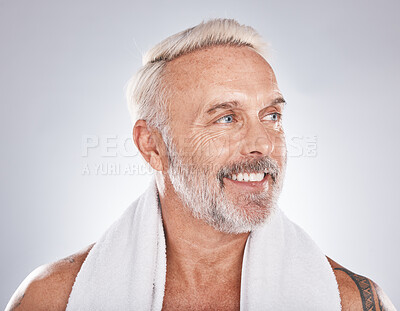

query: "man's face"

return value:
[161, 45, 287, 233]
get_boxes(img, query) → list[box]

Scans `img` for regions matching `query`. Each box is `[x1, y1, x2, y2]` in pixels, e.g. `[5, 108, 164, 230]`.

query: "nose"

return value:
[239, 120, 274, 156]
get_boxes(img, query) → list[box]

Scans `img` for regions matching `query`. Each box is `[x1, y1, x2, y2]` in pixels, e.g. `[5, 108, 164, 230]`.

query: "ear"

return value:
[133, 120, 164, 171]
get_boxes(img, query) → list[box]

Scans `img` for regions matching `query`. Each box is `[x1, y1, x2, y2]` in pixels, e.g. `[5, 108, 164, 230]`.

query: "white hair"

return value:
[126, 18, 268, 136]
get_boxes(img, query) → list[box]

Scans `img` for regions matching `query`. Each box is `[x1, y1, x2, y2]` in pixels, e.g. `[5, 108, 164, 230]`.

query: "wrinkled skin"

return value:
[159, 45, 287, 234]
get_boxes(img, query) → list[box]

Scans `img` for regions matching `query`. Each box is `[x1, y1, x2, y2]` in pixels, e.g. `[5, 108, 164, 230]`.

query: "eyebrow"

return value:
[205, 97, 286, 115]
[258, 97, 286, 117]
[206, 101, 239, 115]
[271, 97, 286, 106]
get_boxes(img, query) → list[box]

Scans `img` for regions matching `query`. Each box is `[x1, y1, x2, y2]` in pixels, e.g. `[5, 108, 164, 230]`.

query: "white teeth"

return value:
[229, 172, 265, 182]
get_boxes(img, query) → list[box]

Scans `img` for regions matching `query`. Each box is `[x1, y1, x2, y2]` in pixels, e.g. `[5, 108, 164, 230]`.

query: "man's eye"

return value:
[264, 112, 281, 121]
[216, 114, 235, 124]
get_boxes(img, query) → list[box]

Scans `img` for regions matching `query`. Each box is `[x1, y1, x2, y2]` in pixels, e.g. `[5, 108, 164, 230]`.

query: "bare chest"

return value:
[161, 277, 241, 311]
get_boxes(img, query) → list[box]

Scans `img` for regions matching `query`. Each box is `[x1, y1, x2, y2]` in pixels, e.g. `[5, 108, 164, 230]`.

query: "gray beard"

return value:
[165, 139, 285, 234]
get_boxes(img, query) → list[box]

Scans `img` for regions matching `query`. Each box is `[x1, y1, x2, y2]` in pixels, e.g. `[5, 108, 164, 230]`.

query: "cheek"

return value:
[178, 123, 287, 167]
[186, 128, 236, 163]
[271, 130, 287, 165]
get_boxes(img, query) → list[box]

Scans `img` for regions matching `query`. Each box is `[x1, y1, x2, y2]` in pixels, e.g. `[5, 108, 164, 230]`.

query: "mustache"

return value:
[216, 156, 280, 186]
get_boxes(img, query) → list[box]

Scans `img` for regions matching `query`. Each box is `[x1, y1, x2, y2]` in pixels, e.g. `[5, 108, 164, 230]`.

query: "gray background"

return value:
[1, 0, 399, 308]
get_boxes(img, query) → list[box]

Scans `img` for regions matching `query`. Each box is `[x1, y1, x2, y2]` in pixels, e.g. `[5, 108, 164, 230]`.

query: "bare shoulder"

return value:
[6, 244, 94, 311]
[327, 256, 396, 311]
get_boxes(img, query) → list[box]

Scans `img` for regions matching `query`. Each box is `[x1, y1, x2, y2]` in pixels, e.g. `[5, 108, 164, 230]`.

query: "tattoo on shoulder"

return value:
[371, 280, 396, 311]
[334, 268, 377, 311]
[372, 282, 384, 311]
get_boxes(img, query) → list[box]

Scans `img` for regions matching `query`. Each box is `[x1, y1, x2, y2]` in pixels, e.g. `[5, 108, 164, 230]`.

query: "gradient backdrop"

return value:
[1, 0, 399, 308]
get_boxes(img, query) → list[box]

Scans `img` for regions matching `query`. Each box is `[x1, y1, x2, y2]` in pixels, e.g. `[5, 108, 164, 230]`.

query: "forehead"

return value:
[163, 45, 280, 118]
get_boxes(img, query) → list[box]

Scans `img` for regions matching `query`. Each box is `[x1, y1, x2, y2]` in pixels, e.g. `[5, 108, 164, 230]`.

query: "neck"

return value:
[158, 178, 249, 287]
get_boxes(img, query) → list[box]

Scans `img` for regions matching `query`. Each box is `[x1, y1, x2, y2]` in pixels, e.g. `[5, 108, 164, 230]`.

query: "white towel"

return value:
[67, 180, 341, 310]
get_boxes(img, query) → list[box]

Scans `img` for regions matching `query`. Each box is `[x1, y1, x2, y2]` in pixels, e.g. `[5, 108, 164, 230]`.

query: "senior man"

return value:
[7, 19, 395, 311]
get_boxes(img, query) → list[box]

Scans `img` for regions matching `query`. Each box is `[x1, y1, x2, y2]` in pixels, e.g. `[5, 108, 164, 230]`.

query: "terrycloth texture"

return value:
[240, 211, 341, 310]
[66, 181, 166, 311]
[67, 180, 341, 310]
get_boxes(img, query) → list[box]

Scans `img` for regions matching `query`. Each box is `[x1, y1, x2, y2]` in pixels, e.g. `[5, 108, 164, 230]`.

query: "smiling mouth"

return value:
[226, 171, 268, 182]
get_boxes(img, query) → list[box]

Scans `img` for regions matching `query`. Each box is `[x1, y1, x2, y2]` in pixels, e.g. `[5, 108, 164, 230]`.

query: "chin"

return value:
[204, 197, 278, 234]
